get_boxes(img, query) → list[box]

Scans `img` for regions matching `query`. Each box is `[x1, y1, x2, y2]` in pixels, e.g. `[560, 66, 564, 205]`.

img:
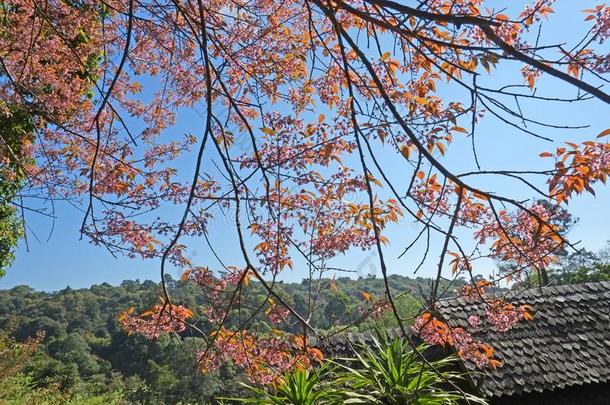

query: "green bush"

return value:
[0, 374, 125, 405]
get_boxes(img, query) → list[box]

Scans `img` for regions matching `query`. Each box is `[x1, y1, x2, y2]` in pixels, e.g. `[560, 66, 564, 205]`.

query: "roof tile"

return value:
[436, 280, 610, 398]
[321, 281, 610, 400]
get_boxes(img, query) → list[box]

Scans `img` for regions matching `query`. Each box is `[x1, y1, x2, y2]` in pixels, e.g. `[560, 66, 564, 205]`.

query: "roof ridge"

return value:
[436, 279, 610, 307]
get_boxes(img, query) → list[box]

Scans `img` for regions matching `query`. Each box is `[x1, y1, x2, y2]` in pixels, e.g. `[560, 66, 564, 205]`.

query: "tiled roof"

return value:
[319, 326, 409, 357]
[436, 280, 610, 398]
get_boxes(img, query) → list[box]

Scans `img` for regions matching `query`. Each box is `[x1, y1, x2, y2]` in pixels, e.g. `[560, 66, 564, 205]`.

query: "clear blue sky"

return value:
[1, 0, 609, 291]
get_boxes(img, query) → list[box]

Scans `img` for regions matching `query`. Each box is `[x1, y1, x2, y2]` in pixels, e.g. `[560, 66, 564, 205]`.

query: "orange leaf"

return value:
[436, 142, 446, 155]
[180, 269, 192, 281]
[489, 359, 502, 369]
[360, 290, 373, 302]
[597, 128, 610, 138]
[293, 335, 307, 349]
[447, 251, 460, 259]
[243, 270, 252, 287]
[388, 60, 401, 75]
[481, 344, 494, 358]
[308, 347, 325, 362]
[261, 127, 275, 135]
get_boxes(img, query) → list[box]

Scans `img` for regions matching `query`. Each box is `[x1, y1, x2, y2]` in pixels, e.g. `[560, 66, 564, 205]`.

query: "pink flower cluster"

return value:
[197, 331, 319, 385]
[588, 4, 610, 43]
[475, 203, 563, 269]
[359, 300, 391, 320]
[411, 313, 451, 347]
[412, 313, 497, 368]
[467, 315, 481, 329]
[460, 280, 492, 303]
[119, 302, 192, 339]
[452, 327, 494, 369]
[485, 302, 527, 332]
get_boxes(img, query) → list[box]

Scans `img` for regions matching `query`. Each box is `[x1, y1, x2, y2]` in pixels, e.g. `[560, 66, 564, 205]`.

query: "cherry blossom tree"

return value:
[2, 0, 610, 387]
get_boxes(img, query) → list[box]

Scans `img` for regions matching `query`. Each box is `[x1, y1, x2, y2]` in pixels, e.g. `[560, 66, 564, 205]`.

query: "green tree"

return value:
[516, 242, 610, 287]
[324, 291, 352, 326]
[0, 103, 34, 276]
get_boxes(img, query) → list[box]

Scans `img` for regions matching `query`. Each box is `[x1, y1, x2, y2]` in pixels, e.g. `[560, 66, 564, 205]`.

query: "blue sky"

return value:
[1, 0, 609, 291]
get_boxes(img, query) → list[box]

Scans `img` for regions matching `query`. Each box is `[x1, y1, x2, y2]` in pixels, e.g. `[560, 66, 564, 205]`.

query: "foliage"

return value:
[517, 242, 610, 287]
[0, 323, 124, 404]
[333, 335, 487, 405]
[0, 103, 34, 275]
[550, 243, 610, 284]
[0, 320, 43, 380]
[357, 294, 422, 332]
[554, 262, 610, 284]
[230, 363, 338, 405]
[0, 0, 101, 277]
[0, 374, 125, 405]
[0, 275, 427, 403]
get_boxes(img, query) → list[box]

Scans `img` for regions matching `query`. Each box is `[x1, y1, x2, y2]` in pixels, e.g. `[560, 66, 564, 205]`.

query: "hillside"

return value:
[0, 274, 457, 404]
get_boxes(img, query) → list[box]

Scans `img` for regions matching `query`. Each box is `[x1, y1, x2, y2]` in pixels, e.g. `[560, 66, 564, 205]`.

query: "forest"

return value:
[0, 274, 430, 403]
[1, 245, 608, 403]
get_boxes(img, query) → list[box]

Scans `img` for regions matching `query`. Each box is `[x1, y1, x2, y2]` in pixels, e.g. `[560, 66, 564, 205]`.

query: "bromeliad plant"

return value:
[333, 334, 488, 405]
[227, 334, 487, 404]
[228, 362, 339, 405]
